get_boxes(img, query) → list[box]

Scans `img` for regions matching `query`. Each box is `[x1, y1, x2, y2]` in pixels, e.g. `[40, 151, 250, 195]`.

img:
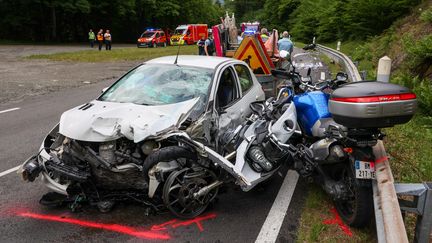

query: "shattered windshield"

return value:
[99, 64, 213, 107]
[174, 28, 186, 35]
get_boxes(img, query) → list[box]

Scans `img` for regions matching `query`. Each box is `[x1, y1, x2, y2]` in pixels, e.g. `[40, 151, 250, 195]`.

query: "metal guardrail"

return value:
[317, 44, 432, 243]
[315, 44, 363, 82]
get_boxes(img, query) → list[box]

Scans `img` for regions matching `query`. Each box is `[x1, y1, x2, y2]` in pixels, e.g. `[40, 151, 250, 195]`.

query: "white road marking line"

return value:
[0, 165, 21, 178]
[255, 170, 299, 243]
[0, 107, 20, 114]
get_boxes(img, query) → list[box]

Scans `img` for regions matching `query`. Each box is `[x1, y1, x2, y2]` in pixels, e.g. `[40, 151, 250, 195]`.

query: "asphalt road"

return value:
[0, 46, 326, 242]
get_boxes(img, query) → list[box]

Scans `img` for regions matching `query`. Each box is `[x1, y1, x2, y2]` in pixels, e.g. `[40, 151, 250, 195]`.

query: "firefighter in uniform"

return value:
[97, 29, 104, 51]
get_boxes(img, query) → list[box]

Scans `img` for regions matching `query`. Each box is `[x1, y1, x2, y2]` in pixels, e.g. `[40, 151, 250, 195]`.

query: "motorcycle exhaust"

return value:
[193, 180, 223, 199]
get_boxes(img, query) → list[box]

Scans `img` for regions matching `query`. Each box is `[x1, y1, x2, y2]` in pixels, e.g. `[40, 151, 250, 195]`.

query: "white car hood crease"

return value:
[59, 98, 199, 142]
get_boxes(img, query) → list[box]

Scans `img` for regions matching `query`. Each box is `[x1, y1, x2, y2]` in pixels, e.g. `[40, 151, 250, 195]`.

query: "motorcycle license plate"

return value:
[355, 160, 376, 179]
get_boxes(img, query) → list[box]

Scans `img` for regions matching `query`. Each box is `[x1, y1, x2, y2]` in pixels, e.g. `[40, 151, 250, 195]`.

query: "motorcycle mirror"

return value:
[336, 72, 348, 81]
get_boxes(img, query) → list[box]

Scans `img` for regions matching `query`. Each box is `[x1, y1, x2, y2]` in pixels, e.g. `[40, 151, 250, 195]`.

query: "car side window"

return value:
[155, 33, 160, 38]
[161, 32, 165, 37]
[216, 67, 240, 108]
[234, 64, 253, 94]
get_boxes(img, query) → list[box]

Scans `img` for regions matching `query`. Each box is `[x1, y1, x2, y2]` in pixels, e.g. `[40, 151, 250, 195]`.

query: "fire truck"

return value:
[170, 24, 208, 45]
[137, 28, 168, 48]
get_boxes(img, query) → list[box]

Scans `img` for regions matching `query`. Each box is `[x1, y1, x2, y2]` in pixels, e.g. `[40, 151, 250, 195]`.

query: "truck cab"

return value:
[137, 29, 167, 48]
[170, 24, 208, 45]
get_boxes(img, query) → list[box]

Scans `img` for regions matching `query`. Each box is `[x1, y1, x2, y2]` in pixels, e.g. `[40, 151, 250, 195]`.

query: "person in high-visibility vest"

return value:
[260, 28, 269, 42]
[88, 29, 95, 48]
[104, 30, 112, 51]
[97, 29, 104, 51]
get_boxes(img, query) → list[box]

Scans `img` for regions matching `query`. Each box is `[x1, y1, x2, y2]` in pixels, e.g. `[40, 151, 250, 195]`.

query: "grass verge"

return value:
[27, 45, 197, 62]
[297, 185, 376, 242]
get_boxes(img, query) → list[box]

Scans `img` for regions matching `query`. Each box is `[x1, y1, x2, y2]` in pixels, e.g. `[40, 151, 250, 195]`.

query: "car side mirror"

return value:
[217, 107, 227, 115]
[101, 87, 108, 93]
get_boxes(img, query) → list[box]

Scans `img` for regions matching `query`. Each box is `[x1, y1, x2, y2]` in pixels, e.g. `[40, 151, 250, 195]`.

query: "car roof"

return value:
[145, 55, 236, 69]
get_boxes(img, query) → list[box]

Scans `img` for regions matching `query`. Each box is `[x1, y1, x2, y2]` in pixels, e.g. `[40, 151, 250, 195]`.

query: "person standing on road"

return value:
[104, 30, 112, 51]
[204, 33, 214, 56]
[197, 35, 206, 56]
[278, 31, 294, 54]
[97, 29, 104, 51]
[88, 29, 96, 48]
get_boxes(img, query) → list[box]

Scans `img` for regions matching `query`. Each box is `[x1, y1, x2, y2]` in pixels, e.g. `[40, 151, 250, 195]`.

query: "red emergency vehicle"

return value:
[137, 29, 168, 48]
[170, 24, 208, 45]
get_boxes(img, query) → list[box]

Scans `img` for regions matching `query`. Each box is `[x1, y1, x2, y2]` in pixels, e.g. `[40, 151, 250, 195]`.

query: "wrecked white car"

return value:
[21, 55, 265, 218]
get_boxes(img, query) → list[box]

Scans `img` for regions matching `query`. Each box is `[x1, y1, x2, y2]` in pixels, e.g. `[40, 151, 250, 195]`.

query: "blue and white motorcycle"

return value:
[261, 61, 417, 227]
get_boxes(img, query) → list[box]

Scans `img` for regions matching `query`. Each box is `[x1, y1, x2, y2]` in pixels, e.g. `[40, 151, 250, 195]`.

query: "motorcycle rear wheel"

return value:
[334, 164, 373, 227]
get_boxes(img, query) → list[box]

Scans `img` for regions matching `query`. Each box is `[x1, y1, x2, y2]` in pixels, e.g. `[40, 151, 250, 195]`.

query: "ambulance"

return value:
[170, 24, 208, 45]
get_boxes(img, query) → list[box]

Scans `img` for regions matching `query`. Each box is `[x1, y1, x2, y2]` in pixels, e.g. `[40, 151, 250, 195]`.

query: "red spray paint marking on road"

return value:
[171, 213, 217, 232]
[16, 211, 218, 239]
[322, 208, 353, 237]
[18, 212, 170, 240]
[151, 219, 178, 231]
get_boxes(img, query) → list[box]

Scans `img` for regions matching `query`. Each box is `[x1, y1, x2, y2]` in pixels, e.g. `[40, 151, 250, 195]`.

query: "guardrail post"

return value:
[377, 56, 391, 82]
[336, 41, 341, 51]
[415, 182, 432, 243]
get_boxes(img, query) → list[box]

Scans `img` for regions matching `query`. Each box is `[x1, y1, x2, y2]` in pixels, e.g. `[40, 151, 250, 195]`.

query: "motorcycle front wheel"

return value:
[334, 164, 373, 228]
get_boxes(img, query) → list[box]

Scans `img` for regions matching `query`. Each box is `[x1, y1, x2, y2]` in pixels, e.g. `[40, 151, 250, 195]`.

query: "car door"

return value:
[233, 63, 265, 118]
[213, 64, 244, 139]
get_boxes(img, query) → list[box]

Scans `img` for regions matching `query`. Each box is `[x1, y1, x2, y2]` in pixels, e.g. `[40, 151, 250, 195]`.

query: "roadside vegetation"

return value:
[27, 46, 197, 62]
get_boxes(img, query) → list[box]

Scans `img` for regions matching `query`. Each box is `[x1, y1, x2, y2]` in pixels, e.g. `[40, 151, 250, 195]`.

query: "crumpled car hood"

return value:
[59, 98, 199, 142]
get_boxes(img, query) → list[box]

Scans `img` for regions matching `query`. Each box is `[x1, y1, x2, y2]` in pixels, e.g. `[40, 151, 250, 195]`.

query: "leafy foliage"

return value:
[223, 0, 421, 43]
[0, 0, 223, 42]
[420, 6, 432, 22]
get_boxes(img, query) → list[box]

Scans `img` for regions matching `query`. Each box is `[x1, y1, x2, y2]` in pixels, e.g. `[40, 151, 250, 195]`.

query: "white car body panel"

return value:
[59, 98, 199, 142]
